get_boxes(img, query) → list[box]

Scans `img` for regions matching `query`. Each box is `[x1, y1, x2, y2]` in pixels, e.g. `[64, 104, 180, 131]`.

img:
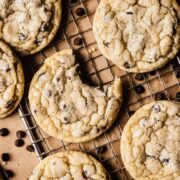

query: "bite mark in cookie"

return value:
[29, 49, 123, 142]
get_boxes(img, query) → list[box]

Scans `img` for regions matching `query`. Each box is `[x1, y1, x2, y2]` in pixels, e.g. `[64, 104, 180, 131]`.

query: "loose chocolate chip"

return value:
[1, 153, 10, 162]
[74, 37, 83, 46]
[70, 0, 78, 4]
[176, 92, 180, 101]
[134, 85, 145, 94]
[76, 8, 86, 16]
[149, 70, 156, 76]
[40, 22, 51, 32]
[16, 131, 26, 139]
[15, 139, 24, 147]
[5, 170, 14, 178]
[96, 145, 107, 154]
[162, 158, 170, 163]
[176, 71, 180, 78]
[135, 73, 144, 81]
[126, 12, 133, 14]
[5, 100, 14, 109]
[155, 92, 167, 100]
[0, 128, 9, 137]
[124, 62, 131, 69]
[26, 145, 35, 152]
[19, 33, 27, 41]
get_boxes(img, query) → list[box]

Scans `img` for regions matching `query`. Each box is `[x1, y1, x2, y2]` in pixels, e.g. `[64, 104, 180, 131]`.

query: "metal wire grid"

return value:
[18, 0, 180, 179]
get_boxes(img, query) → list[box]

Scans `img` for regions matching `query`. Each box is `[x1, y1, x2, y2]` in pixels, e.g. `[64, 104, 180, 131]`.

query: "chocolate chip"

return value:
[5, 67, 11, 72]
[63, 104, 67, 110]
[104, 42, 110, 47]
[19, 33, 27, 41]
[1, 153, 10, 162]
[176, 92, 180, 101]
[40, 22, 51, 32]
[126, 12, 133, 14]
[155, 92, 167, 100]
[149, 70, 156, 76]
[146, 154, 156, 159]
[134, 85, 145, 94]
[76, 8, 86, 16]
[5, 100, 14, 109]
[135, 73, 144, 81]
[162, 158, 170, 163]
[62, 117, 69, 124]
[0, 128, 9, 137]
[176, 71, 180, 78]
[152, 104, 161, 112]
[124, 62, 131, 69]
[5, 170, 14, 178]
[96, 145, 107, 154]
[128, 111, 135, 116]
[82, 170, 89, 178]
[15, 139, 24, 147]
[172, 59, 180, 69]
[35, 38, 43, 44]
[70, 0, 78, 4]
[26, 145, 35, 152]
[173, 27, 177, 35]
[74, 37, 83, 46]
[16, 131, 26, 139]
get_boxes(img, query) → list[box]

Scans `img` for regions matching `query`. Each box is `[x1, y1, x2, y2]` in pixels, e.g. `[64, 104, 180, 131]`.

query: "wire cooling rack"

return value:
[18, 0, 180, 179]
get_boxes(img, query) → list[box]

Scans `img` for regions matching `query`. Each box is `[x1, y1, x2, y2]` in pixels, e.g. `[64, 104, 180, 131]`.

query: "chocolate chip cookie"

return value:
[121, 101, 180, 179]
[29, 151, 111, 180]
[0, 0, 61, 55]
[0, 40, 24, 118]
[29, 49, 122, 142]
[93, 0, 180, 73]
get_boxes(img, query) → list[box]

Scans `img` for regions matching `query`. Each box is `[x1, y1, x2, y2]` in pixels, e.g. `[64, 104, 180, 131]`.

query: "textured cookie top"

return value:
[29, 151, 110, 180]
[121, 101, 180, 180]
[0, 40, 24, 118]
[29, 49, 122, 142]
[93, 0, 180, 73]
[0, 0, 61, 55]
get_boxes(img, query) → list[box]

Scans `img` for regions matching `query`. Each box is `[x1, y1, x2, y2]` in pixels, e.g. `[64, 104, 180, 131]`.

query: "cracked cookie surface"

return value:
[29, 151, 111, 180]
[0, 40, 24, 118]
[93, 0, 180, 73]
[29, 49, 122, 142]
[121, 101, 180, 180]
[0, 0, 61, 55]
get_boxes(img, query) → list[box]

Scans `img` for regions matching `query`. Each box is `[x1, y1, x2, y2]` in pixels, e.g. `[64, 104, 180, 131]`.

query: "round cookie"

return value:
[29, 49, 122, 142]
[0, 40, 24, 118]
[29, 151, 111, 180]
[93, 0, 180, 73]
[0, 0, 62, 55]
[121, 101, 180, 180]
